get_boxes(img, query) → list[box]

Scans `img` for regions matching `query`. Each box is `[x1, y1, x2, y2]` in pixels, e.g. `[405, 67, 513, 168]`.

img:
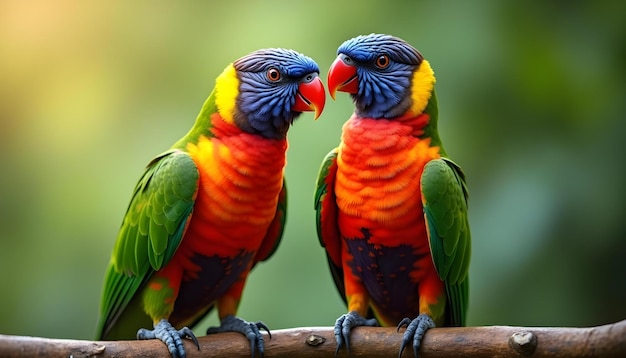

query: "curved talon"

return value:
[396, 317, 411, 332]
[333, 314, 346, 354]
[398, 335, 410, 358]
[255, 321, 272, 339]
[247, 321, 263, 358]
[341, 315, 352, 354]
[397, 314, 436, 358]
[178, 326, 200, 350]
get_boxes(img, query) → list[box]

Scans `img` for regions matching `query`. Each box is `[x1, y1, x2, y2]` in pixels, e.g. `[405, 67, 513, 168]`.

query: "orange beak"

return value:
[327, 55, 358, 100]
[292, 75, 326, 120]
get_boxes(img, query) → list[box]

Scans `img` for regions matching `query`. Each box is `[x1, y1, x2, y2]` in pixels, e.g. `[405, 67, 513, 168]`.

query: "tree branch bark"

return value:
[1, 320, 624, 358]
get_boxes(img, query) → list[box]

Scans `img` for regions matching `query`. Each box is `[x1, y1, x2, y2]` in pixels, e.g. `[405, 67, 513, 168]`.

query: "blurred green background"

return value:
[1, 0, 625, 339]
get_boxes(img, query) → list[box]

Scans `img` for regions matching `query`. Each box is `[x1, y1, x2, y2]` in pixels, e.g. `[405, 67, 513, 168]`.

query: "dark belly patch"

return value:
[171, 250, 254, 322]
[345, 228, 424, 320]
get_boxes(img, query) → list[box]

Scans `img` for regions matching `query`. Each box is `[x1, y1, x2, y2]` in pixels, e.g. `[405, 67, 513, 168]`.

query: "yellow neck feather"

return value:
[214, 64, 239, 125]
[408, 59, 436, 116]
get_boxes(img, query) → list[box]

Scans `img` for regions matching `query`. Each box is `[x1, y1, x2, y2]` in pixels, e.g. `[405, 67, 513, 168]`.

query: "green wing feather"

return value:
[97, 149, 199, 339]
[314, 148, 350, 304]
[314, 148, 341, 264]
[421, 157, 471, 326]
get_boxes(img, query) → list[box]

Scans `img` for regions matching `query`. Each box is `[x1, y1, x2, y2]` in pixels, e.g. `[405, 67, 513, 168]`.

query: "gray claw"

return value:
[334, 311, 378, 355]
[206, 315, 270, 358]
[397, 314, 435, 358]
[137, 319, 199, 358]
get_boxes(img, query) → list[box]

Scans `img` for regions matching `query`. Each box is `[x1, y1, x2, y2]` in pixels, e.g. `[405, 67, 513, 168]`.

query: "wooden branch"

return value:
[1, 320, 624, 358]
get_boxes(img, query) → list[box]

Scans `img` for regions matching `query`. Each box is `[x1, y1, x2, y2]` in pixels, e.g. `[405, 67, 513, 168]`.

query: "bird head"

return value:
[327, 33, 435, 119]
[215, 48, 325, 139]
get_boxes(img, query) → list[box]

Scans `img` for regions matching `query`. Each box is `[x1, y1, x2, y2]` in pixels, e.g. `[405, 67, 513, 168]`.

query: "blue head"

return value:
[328, 34, 426, 119]
[229, 48, 325, 139]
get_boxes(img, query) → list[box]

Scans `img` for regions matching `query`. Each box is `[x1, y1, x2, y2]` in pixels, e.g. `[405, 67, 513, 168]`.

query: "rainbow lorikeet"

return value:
[315, 34, 470, 357]
[97, 48, 325, 358]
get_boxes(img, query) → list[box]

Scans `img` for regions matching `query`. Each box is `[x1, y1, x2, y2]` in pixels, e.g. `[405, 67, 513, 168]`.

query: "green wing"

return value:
[97, 149, 199, 338]
[314, 148, 349, 303]
[421, 157, 471, 326]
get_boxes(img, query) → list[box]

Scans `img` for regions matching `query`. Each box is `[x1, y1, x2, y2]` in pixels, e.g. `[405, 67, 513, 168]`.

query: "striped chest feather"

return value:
[182, 113, 287, 259]
[335, 113, 440, 247]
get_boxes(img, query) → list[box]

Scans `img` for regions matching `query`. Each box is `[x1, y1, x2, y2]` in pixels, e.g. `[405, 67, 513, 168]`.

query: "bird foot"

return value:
[396, 314, 435, 358]
[206, 315, 270, 358]
[334, 311, 378, 355]
[137, 319, 199, 358]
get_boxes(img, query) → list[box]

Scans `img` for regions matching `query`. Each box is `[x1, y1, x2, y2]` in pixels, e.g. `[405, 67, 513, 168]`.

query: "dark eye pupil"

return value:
[378, 56, 388, 67]
[268, 69, 280, 81]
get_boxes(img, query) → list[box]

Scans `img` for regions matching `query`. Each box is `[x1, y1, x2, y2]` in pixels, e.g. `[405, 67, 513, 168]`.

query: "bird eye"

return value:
[267, 68, 281, 82]
[375, 55, 390, 69]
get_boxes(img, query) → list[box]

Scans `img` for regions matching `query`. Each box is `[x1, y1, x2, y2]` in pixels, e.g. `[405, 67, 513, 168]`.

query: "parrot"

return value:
[96, 48, 326, 358]
[314, 33, 470, 357]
